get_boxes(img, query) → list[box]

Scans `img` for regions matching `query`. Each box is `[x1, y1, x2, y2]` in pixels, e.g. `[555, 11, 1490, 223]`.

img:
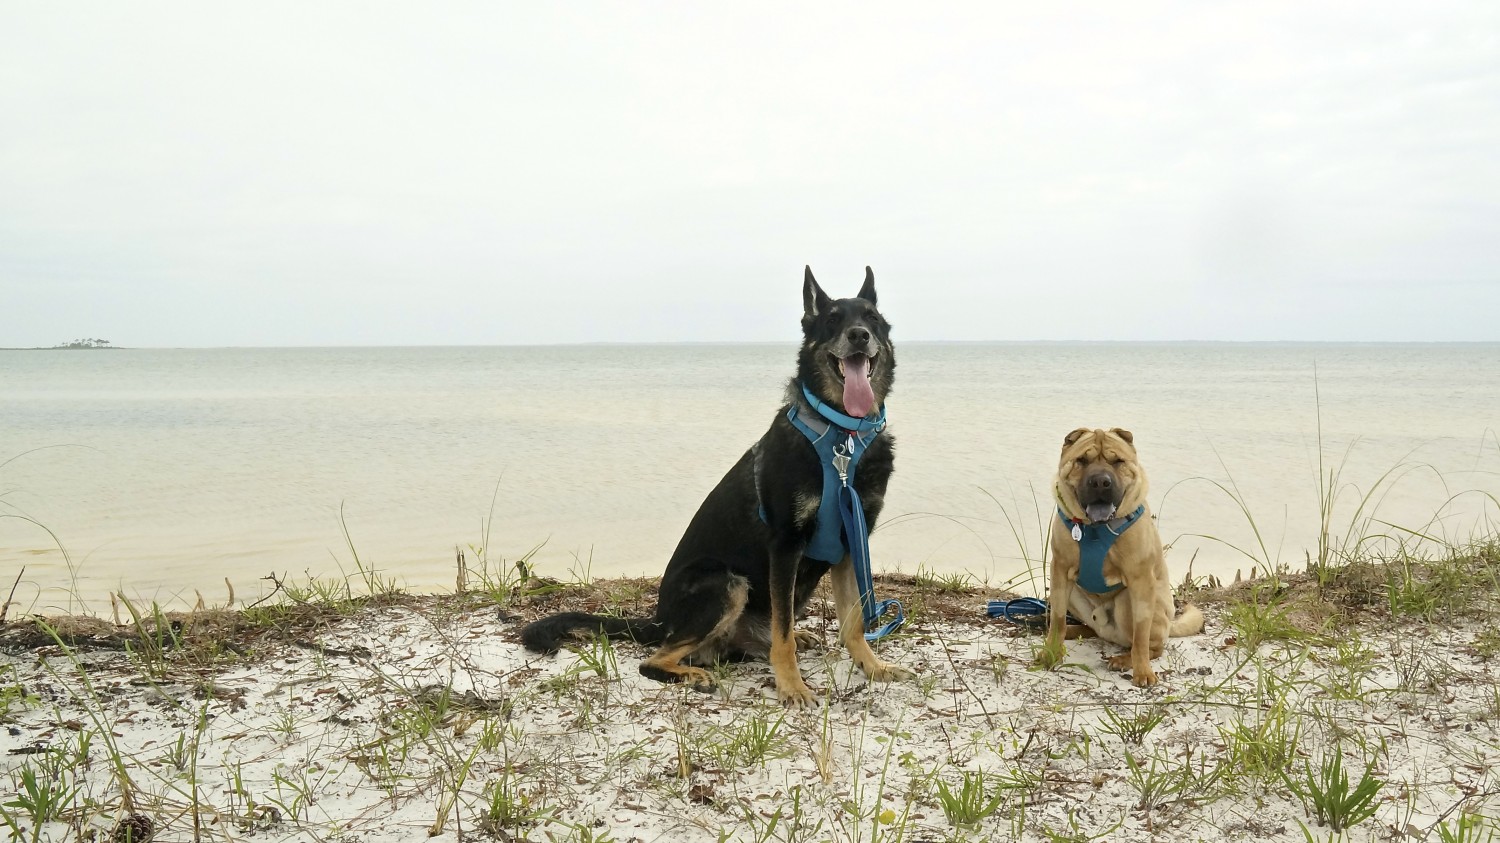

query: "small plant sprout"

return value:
[935, 768, 1005, 830]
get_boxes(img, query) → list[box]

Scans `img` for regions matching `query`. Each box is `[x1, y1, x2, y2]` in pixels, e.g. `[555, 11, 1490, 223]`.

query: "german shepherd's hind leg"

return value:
[640, 642, 718, 693]
[793, 630, 823, 651]
[829, 558, 912, 683]
[638, 570, 750, 694]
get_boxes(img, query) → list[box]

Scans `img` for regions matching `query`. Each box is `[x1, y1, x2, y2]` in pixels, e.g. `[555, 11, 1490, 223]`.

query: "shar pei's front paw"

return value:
[1108, 652, 1159, 687]
[1034, 639, 1066, 670]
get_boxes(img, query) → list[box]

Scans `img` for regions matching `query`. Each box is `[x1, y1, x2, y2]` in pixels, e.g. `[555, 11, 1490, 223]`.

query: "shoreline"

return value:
[2, 546, 1498, 842]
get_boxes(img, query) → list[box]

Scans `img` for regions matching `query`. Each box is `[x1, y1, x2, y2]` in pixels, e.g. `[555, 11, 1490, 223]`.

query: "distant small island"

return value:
[0, 338, 126, 351]
[52, 338, 116, 349]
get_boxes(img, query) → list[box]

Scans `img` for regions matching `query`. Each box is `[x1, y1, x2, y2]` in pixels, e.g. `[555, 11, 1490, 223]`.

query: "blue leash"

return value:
[986, 596, 1079, 628]
[986, 596, 1048, 626]
[838, 480, 905, 641]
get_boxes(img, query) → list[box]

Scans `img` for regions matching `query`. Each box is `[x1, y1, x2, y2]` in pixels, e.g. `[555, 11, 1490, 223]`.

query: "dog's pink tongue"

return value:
[1086, 503, 1117, 523]
[841, 355, 875, 418]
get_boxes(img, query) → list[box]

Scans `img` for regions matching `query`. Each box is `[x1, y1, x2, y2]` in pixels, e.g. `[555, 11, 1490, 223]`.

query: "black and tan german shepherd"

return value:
[521, 266, 911, 706]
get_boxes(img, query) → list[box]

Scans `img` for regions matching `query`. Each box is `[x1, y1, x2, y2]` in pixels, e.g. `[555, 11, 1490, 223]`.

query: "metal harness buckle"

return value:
[832, 435, 854, 486]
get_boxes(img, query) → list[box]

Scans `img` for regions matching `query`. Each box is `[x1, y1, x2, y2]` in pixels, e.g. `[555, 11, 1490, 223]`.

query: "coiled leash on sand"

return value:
[985, 596, 1050, 627]
[986, 596, 1092, 628]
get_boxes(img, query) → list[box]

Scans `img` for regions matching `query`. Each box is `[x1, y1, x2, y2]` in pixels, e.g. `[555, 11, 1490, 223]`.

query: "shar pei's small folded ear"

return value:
[1063, 428, 1092, 447]
[1109, 428, 1134, 445]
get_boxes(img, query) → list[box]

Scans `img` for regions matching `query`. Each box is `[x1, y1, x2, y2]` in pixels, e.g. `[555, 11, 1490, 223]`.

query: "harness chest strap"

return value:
[757, 383, 903, 641]
[1057, 504, 1147, 595]
[784, 406, 878, 563]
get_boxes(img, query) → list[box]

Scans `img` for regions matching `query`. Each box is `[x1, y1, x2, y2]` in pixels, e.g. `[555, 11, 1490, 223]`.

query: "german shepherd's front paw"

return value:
[777, 681, 820, 709]
[861, 660, 913, 683]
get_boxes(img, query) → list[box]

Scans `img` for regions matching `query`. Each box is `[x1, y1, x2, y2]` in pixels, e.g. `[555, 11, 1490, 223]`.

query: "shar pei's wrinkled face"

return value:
[1055, 427, 1148, 524]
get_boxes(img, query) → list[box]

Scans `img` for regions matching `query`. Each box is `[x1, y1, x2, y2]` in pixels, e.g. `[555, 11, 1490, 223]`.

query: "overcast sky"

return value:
[2, 3, 1498, 346]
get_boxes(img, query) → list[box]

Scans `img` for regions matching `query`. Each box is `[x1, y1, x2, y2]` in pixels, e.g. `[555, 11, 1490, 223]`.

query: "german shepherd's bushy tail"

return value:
[520, 612, 665, 654]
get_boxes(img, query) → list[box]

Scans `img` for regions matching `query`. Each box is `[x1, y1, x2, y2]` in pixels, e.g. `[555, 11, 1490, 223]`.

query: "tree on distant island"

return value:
[53, 338, 113, 349]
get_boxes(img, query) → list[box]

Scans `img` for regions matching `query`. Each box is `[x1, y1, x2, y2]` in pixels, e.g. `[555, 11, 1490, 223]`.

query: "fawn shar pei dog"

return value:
[1035, 427, 1204, 686]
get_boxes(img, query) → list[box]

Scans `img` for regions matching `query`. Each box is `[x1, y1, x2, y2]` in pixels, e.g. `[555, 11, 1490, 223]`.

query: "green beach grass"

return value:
[0, 524, 1498, 841]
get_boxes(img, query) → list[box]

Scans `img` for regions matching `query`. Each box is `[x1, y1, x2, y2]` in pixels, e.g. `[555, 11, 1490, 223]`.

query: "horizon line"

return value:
[6, 338, 1499, 351]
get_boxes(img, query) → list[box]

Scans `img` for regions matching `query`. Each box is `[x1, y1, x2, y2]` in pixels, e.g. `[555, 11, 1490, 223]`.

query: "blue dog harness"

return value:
[787, 384, 882, 563]
[1056, 504, 1147, 594]
[760, 382, 904, 641]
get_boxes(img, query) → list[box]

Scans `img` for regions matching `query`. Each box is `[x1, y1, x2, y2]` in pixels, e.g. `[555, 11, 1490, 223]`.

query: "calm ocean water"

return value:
[3, 344, 1498, 612]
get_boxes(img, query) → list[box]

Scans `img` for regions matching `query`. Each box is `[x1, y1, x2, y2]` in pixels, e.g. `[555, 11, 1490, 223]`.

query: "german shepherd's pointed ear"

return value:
[858, 266, 877, 305]
[803, 265, 831, 318]
[1110, 428, 1135, 445]
[1063, 427, 1092, 447]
